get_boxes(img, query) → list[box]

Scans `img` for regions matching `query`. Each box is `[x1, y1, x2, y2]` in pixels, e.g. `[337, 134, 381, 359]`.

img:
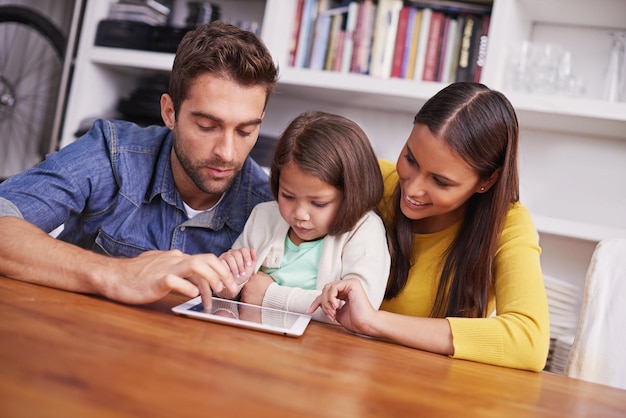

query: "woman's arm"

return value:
[447, 206, 550, 371]
[311, 278, 454, 354]
[313, 205, 551, 371]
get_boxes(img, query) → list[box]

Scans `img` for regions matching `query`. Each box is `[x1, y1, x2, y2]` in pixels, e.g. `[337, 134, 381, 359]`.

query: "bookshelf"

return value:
[61, 0, 626, 293]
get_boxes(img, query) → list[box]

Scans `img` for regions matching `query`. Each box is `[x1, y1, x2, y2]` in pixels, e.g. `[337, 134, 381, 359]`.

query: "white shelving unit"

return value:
[61, 0, 626, 294]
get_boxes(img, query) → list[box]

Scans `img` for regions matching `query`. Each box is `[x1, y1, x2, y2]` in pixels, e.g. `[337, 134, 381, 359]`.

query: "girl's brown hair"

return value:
[270, 111, 383, 235]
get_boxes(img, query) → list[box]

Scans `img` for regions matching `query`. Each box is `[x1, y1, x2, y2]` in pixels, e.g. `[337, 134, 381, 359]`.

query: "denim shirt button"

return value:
[180, 226, 186, 231]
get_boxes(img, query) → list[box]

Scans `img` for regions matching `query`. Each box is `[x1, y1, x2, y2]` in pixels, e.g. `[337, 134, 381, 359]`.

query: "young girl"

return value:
[219, 111, 390, 323]
[310, 82, 551, 371]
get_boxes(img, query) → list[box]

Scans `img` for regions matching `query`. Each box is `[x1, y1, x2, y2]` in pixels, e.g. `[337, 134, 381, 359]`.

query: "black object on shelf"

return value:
[116, 73, 169, 126]
[95, 19, 190, 53]
[250, 135, 277, 169]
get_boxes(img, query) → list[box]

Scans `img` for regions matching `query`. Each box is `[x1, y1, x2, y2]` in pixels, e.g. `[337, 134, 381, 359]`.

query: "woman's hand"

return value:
[309, 278, 379, 336]
[240, 271, 273, 306]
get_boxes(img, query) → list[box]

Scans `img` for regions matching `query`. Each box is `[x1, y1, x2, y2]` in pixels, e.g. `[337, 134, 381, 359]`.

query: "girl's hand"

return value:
[240, 271, 274, 306]
[219, 248, 257, 285]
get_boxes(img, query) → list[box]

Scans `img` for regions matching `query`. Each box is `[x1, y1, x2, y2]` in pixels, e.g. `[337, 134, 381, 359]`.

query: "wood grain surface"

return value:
[1, 276, 624, 417]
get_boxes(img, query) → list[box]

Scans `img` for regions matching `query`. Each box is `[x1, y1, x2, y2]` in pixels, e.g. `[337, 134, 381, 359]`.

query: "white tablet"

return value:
[172, 296, 311, 337]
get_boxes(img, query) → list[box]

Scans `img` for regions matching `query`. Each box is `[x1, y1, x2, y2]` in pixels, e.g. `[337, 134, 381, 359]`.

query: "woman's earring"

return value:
[480, 187, 486, 192]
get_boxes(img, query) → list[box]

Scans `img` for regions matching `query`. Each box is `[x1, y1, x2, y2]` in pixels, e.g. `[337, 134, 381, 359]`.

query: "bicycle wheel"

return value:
[0, 5, 66, 179]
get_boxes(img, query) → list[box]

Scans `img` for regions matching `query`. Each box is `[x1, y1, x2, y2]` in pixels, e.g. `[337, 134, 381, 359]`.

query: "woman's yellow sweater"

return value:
[378, 160, 550, 371]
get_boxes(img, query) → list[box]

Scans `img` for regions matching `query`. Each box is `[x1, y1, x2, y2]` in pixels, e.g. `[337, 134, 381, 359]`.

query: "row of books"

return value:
[108, 0, 173, 26]
[289, 0, 491, 83]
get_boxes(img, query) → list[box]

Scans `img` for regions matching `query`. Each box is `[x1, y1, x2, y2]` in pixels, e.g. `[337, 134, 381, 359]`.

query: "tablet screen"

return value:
[172, 297, 311, 337]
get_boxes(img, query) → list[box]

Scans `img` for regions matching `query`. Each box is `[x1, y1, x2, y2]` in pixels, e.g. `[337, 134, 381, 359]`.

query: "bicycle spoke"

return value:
[0, 7, 65, 178]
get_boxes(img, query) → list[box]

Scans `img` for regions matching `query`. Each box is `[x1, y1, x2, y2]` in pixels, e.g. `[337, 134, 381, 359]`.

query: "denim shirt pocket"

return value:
[94, 228, 150, 258]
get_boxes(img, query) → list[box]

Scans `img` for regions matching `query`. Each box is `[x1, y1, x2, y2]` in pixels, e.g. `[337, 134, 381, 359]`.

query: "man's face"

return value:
[161, 73, 267, 209]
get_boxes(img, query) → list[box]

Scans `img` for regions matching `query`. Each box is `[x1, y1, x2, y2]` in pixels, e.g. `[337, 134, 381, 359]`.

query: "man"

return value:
[0, 21, 278, 305]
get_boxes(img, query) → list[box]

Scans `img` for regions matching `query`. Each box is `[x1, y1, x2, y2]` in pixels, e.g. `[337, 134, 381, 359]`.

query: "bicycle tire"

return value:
[0, 5, 65, 58]
[0, 5, 66, 180]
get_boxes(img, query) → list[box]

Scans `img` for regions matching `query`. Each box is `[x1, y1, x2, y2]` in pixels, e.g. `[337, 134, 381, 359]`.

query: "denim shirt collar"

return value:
[148, 131, 178, 208]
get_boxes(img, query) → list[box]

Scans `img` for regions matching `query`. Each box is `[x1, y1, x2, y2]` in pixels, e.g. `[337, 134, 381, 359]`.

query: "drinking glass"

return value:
[603, 31, 626, 102]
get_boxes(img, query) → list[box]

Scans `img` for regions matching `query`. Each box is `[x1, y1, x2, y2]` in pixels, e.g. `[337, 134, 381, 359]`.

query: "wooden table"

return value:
[1, 276, 625, 417]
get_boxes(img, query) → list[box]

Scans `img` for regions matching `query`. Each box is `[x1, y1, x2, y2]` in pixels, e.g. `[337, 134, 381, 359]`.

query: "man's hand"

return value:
[97, 250, 238, 305]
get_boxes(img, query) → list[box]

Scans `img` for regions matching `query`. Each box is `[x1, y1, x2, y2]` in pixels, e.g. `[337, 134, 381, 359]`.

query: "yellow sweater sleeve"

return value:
[447, 205, 550, 371]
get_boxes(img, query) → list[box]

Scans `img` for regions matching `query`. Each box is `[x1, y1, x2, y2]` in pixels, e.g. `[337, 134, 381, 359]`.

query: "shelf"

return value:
[273, 68, 626, 139]
[275, 68, 443, 114]
[87, 48, 626, 141]
[534, 214, 626, 242]
[508, 93, 626, 140]
[90, 46, 174, 72]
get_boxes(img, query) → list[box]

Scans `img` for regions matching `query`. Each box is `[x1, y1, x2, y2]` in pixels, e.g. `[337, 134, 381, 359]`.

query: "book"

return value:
[288, 0, 306, 67]
[472, 14, 490, 82]
[332, 27, 345, 71]
[439, 16, 459, 83]
[308, 10, 332, 70]
[463, 14, 485, 82]
[108, 3, 169, 25]
[421, 10, 444, 81]
[120, 0, 172, 16]
[369, 0, 395, 78]
[436, 16, 458, 83]
[351, 0, 376, 74]
[294, 0, 319, 68]
[434, 15, 450, 81]
[411, 7, 432, 81]
[379, 0, 403, 79]
[391, 5, 412, 79]
[400, 6, 416, 79]
[340, 1, 359, 73]
[446, 13, 465, 82]
[403, 8, 422, 80]
[454, 13, 479, 82]
[405, 0, 491, 15]
[324, 7, 348, 70]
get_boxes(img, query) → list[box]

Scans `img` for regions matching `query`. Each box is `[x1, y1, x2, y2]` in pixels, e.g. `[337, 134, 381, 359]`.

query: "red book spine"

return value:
[288, 0, 305, 67]
[390, 6, 411, 78]
[421, 11, 444, 81]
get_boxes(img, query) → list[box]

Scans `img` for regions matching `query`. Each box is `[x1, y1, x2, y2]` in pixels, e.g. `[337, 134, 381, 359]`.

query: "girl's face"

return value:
[396, 123, 486, 234]
[277, 162, 343, 245]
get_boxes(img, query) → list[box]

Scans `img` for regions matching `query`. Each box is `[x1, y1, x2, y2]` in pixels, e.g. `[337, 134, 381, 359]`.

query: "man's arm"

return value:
[0, 216, 237, 304]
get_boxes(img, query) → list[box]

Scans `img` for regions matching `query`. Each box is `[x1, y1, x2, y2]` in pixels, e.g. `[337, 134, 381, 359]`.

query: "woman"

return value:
[310, 82, 550, 372]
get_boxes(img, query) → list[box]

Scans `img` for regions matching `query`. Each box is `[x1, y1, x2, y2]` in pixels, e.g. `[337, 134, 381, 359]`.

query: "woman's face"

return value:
[396, 123, 486, 234]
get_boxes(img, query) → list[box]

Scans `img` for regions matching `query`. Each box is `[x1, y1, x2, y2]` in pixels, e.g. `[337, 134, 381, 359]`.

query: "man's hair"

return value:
[168, 21, 278, 115]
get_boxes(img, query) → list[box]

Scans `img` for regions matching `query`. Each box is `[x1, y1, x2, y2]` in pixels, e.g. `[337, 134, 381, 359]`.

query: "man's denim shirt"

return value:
[0, 119, 272, 257]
